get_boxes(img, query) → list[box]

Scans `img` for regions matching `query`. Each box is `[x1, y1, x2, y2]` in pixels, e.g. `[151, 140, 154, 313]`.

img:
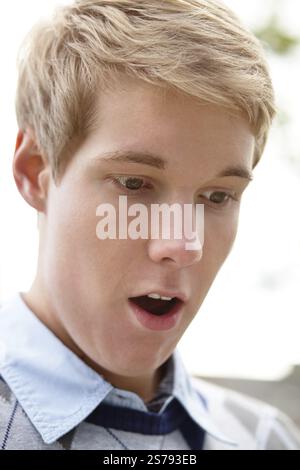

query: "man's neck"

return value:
[84, 355, 168, 403]
[21, 286, 168, 404]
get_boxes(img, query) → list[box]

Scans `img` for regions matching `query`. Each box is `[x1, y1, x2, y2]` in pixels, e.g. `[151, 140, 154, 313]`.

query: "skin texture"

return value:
[13, 75, 255, 402]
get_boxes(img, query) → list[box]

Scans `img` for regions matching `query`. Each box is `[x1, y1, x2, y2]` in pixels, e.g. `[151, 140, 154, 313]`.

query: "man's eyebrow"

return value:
[217, 166, 254, 181]
[94, 150, 253, 181]
[98, 150, 166, 170]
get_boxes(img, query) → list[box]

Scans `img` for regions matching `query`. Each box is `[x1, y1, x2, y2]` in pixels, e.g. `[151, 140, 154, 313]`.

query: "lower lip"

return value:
[128, 299, 183, 331]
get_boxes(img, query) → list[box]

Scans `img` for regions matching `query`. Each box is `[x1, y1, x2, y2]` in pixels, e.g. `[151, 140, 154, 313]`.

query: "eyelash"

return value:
[108, 175, 154, 197]
[109, 175, 239, 207]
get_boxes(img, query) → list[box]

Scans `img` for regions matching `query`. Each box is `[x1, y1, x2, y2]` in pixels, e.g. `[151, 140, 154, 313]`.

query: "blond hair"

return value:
[16, 0, 275, 180]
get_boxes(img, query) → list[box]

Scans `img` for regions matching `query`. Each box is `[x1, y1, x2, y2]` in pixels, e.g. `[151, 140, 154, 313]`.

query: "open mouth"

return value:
[129, 295, 181, 316]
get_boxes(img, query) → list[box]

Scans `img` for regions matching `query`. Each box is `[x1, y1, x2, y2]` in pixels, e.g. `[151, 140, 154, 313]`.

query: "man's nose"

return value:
[147, 235, 203, 268]
[146, 199, 204, 267]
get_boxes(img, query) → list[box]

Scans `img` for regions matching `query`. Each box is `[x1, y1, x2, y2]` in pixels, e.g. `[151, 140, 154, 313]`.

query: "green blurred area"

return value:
[253, 1, 300, 165]
[253, 0, 300, 55]
[255, 16, 299, 55]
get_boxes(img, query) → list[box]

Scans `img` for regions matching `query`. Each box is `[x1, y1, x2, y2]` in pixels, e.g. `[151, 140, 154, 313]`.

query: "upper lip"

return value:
[129, 289, 188, 303]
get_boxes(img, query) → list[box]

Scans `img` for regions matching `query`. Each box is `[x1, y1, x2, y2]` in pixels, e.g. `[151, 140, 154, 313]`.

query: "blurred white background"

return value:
[0, 0, 299, 380]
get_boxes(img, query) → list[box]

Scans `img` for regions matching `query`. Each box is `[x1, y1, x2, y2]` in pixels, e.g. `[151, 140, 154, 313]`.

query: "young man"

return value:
[0, 0, 299, 450]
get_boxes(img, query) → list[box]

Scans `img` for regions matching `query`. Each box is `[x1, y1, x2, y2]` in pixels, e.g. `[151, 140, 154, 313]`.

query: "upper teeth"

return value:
[147, 293, 173, 301]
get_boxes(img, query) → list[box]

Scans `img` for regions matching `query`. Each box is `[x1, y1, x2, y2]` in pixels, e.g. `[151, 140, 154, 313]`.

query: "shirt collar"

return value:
[0, 293, 237, 446]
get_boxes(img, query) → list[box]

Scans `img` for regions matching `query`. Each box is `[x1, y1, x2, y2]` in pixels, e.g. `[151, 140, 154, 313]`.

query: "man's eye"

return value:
[200, 191, 237, 206]
[112, 176, 151, 192]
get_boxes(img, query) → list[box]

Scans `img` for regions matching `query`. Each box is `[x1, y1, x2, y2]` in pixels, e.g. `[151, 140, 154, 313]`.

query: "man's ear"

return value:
[13, 129, 51, 213]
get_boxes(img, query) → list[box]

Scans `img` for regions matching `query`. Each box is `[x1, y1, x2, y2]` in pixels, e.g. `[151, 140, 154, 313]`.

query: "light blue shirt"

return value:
[0, 293, 236, 447]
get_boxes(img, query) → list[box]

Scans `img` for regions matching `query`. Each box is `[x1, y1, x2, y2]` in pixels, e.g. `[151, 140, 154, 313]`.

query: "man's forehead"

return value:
[87, 79, 256, 174]
[96, 83, 254, 143]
